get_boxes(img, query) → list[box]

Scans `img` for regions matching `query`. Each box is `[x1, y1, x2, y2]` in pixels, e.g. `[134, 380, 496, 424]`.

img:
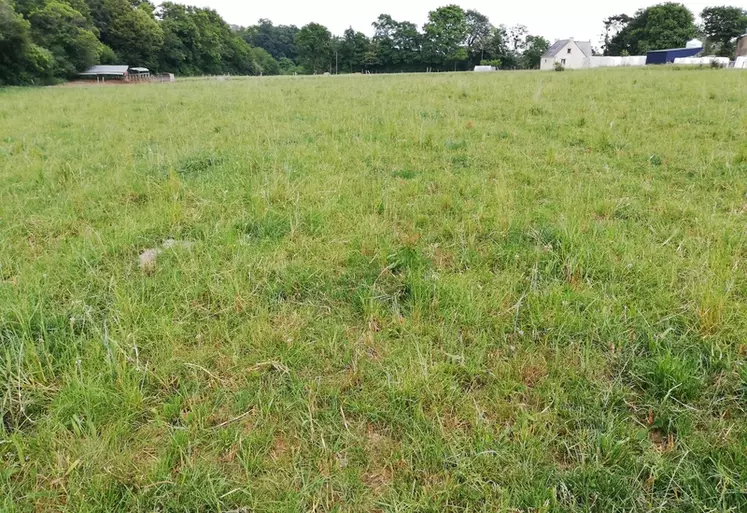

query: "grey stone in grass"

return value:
[138, 239, 194, 272]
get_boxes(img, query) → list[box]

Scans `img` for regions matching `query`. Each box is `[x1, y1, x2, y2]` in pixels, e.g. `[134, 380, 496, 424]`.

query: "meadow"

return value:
[0, 68, 746, 512]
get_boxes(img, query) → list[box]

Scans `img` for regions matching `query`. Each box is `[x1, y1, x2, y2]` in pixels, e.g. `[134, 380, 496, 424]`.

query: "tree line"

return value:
[1, 1, 746, 85]
[238, 8, 552, 75]
[603, 3, 747, 57]
[0, 1, 550, 84]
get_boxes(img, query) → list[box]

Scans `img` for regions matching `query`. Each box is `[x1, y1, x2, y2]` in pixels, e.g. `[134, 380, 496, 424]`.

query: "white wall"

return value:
[540, 40, 589, 70]
[674, 56, 729, 67]
[590, 56, 646, 68]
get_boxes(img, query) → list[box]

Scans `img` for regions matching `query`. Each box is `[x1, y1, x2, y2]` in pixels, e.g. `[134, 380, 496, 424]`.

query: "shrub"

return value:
[481, 59, 502, 69]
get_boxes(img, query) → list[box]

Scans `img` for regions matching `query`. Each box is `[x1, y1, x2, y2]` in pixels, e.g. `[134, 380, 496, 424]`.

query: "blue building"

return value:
[646, 46, 703, 65]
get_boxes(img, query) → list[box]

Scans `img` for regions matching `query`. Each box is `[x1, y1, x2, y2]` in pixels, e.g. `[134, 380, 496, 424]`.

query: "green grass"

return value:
[1, 69, 746, 512]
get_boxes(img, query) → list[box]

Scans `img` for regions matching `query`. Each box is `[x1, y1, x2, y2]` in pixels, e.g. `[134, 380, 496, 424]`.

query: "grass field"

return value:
[1, 68, 746, 512]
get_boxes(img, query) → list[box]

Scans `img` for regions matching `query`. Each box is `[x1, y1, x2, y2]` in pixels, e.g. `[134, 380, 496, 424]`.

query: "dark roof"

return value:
[647, 47, 702, 53]
[543, 40, 569, 58]
[543, 39, 592, 58]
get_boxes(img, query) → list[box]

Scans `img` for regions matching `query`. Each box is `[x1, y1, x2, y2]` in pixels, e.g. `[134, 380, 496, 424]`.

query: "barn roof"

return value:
[79, 65, 129, 76]
[646, 47, 702, 53]
[543, 40, 592, 58]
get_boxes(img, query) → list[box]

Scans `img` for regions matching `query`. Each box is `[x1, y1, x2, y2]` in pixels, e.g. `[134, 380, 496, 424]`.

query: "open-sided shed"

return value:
[128, 67, 150, 81]
[646, 47, 703, 65]
[79, 65, 155, 83]
[79, 65, 130, 79]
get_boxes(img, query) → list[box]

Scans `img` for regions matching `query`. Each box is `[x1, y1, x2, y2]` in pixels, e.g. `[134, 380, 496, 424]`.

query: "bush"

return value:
[278, 57, 302, 75]
[554, 62, 565, 72]
[23, 43, 55, 83]
[480, 59, 502, 69]
[252, 47, 280, 76]
[99, 45, 119, 65]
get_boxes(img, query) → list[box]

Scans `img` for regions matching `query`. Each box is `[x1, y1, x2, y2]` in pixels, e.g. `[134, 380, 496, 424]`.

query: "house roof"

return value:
[543, 39, 592, 59]
[79, 65, 129, 76]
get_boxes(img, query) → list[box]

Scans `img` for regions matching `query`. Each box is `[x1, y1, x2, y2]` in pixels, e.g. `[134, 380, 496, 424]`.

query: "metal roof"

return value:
[79, 65, 129, 76]
[543, 39, 592, 59]
[647, 47, 702, 53]
[129, 67, 149, 72]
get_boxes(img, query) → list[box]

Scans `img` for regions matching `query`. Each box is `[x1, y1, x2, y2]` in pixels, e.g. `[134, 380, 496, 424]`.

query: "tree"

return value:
[0, 0, 31, 83]
[602, 14, 632, 55]
[90, 0, 163, 67]
[393, 21, 421, 70]
[157, 2, 256, 76]
[251, 46, 279, 75]
[422, 4, 467, 70]
[242, 18, 299, 61]
[507, 24, 528, 51]
[15, 0, 91, 19]
[340, 27, 369, 73]
[371, 14, 397, 71]
[465, 9, 492, 64]
[295, 22, 331, 73]
[603, 3, 697, 55]
[701, 6, 747, 57]
[371, 15, 422, 72]
[522, 35, 549, 69]
[277, 56, 299, 74]
[371, 15, 423, 72]
[487, 25, 519, 68]
[28, 0, 102, 78]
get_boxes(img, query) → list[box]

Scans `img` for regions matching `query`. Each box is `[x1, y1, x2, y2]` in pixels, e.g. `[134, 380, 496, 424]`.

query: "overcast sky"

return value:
[188, 1, 736, 46]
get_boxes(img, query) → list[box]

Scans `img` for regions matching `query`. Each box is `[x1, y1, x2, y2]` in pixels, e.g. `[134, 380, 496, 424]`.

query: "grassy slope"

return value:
[0, 69, 745, 512]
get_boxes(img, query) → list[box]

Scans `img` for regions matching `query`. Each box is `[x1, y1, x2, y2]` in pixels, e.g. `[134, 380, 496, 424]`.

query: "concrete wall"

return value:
[540, 40, 589, 70]
[674, 56, 730, 67]
[737, 36, 747, 58]
[590, 56, 646, 68]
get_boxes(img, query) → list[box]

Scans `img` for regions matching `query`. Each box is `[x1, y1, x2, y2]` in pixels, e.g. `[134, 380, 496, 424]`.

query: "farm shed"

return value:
[646, 46, 703, 65]
[79, 65, 130, 80]
[473, 65, 495, 72]
[540, 38, 592, 70]
[129, 67, 150, 80]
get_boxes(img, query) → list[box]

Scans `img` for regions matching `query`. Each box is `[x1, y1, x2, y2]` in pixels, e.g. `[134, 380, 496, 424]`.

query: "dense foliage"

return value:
[0, 1, 551, 84]
[603, 2, 747, 57]
[700, 5, 747, 57]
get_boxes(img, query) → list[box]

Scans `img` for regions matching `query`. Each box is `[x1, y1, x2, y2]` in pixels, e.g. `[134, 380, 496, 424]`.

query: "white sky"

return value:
[188, 1, 742, 47]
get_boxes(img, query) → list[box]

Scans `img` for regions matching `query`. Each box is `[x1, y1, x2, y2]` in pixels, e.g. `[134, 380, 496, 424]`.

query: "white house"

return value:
[540, 39, 592, 70]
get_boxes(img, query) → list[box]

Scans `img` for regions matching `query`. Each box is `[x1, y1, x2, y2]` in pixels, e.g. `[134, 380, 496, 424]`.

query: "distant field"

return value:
[1, 69, 745, 512]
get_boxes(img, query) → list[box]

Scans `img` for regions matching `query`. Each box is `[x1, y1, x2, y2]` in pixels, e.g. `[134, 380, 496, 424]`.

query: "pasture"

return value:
[0, 69, 746, 512]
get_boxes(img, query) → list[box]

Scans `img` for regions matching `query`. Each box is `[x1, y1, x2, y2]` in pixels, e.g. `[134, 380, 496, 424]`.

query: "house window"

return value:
[567, 48, 572, 54]
[561, 59, 567, 65]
